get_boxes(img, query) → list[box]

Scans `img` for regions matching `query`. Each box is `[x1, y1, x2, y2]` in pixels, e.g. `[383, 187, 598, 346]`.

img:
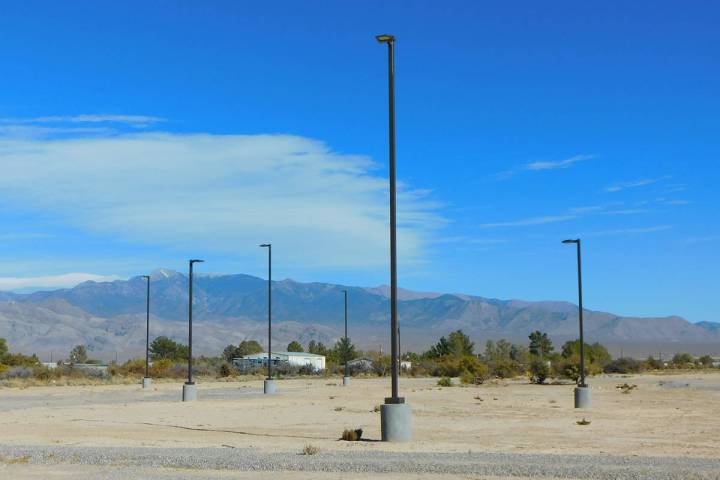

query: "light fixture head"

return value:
[259, 243, 271, 248]
[189, 259, 204, 263]
[142, 275, 150, 279]
[562, 239, 579, 244]
[375, 34, 395, 44]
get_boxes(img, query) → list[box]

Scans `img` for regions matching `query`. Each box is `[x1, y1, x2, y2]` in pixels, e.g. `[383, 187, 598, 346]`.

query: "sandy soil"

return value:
[1, 373, 719, 458]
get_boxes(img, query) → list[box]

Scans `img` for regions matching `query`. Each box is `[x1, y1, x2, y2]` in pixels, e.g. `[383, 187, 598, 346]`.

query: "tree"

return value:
[0, 338, 8, 364]
[222, 345, 238, 363]
[236, 340, 263, 357]
[426, 336, 451, 358]
[150, 336, 188, 361]
[447, 330, 474, 357]
[69, 345, 88, 364]
[287, 341, 304, 352]
[528, 331, 554, 357]
[697, 355, 714, 368]
[426, 330, 473, 358]
[671, 352, 694, 367]
[308, 340, 329, 356]
[333, 337, 357, 364]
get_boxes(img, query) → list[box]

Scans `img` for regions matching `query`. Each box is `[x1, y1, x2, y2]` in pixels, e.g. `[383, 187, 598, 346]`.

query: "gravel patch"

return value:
[1, 444, 719, 479]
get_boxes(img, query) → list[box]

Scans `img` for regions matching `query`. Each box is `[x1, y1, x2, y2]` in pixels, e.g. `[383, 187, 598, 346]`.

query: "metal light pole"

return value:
[562, 239, 591, 408]
[376, 33, 411, 441]
[342, 289, 350, 386]
[183, 259, 203, 401]
[142, 275, 152, 389]
[260, 244, 276, 394]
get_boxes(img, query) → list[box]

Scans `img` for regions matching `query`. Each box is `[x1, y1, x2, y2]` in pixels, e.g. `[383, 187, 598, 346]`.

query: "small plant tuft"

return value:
[576, 418, 592, 426]
[341, 428, 363, 441]
[302, 444, 320, 455]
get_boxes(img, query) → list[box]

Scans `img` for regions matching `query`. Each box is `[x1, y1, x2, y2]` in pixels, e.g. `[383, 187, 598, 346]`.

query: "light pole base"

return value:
[182, 382, 197, 402]
[343, 376, 350, 386]
[264, 378, 276, 394]
[142, 377, 152, 389]
[574, 386, 591, 408]
[381, 402, 412, 442]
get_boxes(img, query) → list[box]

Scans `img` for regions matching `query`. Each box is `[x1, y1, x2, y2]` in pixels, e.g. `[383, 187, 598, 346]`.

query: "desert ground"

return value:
[1, 372, 719, 479]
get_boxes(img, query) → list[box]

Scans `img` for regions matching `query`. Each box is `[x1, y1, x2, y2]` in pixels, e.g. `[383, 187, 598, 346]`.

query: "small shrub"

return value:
[121, 358, 146, 375]
[302, 445, 320, 455]
[437, 377, 453, 387]
[604, 358, 641, 374]
[529, 359, 550, 384]
[576, 418, 591, 426]
[373, 405, 381, 413]
[341, 428, 363, 441]
[219, 362, 233, 377]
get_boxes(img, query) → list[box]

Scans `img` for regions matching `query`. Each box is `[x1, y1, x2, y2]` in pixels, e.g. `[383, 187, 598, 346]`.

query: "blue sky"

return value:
[0, 1, 718, 323]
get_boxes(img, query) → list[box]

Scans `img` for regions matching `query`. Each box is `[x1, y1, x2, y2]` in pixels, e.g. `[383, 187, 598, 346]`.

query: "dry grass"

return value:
[576, 418, 592, 426]
[302, 444, 320, 455]
[0, 454, 31, 464]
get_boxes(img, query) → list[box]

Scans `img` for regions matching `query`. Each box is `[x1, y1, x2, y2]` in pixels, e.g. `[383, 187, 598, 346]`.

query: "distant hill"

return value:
[1, 268, 718, 360]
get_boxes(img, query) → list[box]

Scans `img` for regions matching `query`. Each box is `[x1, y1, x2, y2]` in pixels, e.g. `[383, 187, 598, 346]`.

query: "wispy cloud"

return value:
[685, 235, 720, 244]
[584, 225, 672, 237]
[0, 131, 444, 269]
[479, 215, 578, 228]
[604, 176, 670, 193]
[526, 154, 595, 171]
[495, 154, 595, 179]
[0, 114, 164, 127]
[0, 273, 121, 292]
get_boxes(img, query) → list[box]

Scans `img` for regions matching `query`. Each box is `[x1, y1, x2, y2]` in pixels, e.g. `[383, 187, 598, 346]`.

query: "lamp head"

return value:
[142, 275, 150, 280]
[375, 34, 395, 44]
[562, 239, 579, 244]
[189, 259, 204, 264]
[259, 243, 271, 248]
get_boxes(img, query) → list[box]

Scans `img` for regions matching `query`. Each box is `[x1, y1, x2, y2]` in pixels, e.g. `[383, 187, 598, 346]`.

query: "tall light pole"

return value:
[562, 239, 591, 408]
[342, 289, 350, 386]
[376, 33, 412, 442]
[142, 275, 152, 389]
[183, 259, 203, 402]
[260, 244, 276, 394]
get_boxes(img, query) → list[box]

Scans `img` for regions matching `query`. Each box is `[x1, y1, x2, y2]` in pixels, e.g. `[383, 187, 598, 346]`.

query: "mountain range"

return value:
[1, 268, 718, 361]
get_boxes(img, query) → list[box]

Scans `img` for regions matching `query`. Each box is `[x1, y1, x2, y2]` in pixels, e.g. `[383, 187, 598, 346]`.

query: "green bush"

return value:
[604, 357, 642, 374]
[529, 358, 550, 384]
[437, 376, 453, 387]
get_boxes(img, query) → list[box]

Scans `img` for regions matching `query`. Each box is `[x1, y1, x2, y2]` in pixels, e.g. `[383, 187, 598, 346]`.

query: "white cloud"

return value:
[526, 154, 595, 171]
[0, 273, 121, 292]
[496, 154, 595, 178]
[0, 132, 444, 269]
[604, 176, 670, 193]
[479, 215, 578, 228]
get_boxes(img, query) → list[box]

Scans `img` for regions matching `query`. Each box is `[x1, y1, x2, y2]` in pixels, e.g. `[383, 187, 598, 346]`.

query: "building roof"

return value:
[239, 351, 325, 359]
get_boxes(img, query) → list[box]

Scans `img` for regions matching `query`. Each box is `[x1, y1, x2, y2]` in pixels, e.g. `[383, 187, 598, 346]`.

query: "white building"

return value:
[233, 351, 326, 372]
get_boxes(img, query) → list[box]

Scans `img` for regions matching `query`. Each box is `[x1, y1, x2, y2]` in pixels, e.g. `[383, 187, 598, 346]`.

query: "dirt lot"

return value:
[1, 372, 719, 478]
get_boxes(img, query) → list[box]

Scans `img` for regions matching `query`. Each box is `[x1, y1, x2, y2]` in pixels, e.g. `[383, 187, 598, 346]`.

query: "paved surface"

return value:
[1, 444, 719, 479]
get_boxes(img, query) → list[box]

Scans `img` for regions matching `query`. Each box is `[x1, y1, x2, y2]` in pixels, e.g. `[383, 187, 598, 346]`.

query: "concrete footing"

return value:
[343, 376, 350, 386]
[264, 378, 276, 394]
[182, 382, 197, 402]
[142, 377, 152, 389]
[381, 402, 412, 442]
[574, 385, 591, 408]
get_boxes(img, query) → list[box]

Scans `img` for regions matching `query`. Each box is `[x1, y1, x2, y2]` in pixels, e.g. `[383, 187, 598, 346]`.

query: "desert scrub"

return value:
[341, 428, 363, 441]
[437, 376, 453, 387]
